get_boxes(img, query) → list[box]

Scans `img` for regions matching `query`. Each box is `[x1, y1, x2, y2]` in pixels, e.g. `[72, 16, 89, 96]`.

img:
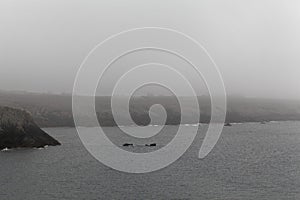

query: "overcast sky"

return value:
[1, 0, 300, 99]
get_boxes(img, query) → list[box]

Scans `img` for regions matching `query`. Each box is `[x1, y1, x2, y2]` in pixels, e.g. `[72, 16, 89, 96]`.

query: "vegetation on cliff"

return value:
[0, 106, 60, 150]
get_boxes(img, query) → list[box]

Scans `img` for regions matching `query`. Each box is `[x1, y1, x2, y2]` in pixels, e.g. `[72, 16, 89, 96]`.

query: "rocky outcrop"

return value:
[0, 106, 60, 150]
[224, 123, 232, 127]
[145, 143, 157, 147]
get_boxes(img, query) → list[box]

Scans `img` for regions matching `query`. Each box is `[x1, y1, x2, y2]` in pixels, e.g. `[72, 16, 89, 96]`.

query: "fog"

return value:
[1, 0, 300, 99]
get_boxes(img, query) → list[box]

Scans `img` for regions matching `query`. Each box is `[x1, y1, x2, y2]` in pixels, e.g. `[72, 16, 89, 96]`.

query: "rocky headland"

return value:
[0, 106, 60, 150]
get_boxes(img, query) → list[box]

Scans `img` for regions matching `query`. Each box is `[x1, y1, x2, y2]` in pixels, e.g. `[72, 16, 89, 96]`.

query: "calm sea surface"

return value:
[1, 121, 300, 200]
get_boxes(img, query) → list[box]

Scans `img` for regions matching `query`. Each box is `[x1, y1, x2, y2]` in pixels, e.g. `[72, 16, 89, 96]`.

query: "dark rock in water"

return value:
[224, 123, 232, 127]
[260, 121, 267, 124]
[145, 143, 157, 147]
[0, 106, 60, 150]
[122, 143, 133, 147]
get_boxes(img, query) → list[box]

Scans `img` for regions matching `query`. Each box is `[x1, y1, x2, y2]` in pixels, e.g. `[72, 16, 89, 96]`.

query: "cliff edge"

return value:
[0, 106, 60, 150]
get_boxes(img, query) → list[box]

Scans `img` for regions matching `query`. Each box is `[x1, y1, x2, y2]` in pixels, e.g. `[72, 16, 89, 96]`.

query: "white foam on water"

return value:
[1, 148, 10, 152]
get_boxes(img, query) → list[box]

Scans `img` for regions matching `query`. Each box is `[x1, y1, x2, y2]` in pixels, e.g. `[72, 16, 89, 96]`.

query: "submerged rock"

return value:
[145, 143, 157, 147]
[122, 143, 133, 147]
[224, 123, 232, 127]
[0, 106, 60, 150]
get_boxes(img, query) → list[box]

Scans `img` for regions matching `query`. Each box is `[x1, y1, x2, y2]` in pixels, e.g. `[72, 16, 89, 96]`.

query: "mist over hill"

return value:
[0, 90, 300, 127]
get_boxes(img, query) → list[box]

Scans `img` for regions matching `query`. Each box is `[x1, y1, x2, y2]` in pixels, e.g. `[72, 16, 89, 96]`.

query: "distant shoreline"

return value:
[1, 91, 300, 128]
[41, 120, 300, 129]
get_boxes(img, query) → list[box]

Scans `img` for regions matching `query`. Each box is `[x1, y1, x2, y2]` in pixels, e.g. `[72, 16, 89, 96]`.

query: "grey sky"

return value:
[1, 0, 300, 99]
